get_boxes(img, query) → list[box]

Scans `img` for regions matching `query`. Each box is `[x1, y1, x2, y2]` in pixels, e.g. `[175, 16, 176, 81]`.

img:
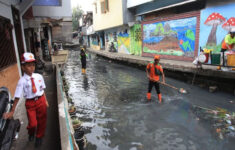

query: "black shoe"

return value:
[28, 135, 34, 142]
[35, 138, 42, 148]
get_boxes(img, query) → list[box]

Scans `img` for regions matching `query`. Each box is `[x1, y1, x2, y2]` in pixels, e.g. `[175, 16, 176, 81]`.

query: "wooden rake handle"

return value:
[148, 76, 187, 93]
[158, 80, 187, 94]
[158, 81, 179, 90]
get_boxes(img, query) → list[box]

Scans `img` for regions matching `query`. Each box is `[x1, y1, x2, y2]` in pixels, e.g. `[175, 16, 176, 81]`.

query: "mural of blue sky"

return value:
[118, 32, 129, 37]
[199, 3, 235, 53]
[33, 0, 60, 6]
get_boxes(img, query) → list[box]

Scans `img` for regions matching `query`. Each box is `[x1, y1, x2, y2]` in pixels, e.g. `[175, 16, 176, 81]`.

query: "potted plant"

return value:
[69, 105, 76, 115]
[72, 119, 82, 129]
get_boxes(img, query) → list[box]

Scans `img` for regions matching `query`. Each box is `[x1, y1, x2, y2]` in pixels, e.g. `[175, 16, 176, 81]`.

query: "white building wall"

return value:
[0, 0, 23, 76]
[33, 0, 72, 18]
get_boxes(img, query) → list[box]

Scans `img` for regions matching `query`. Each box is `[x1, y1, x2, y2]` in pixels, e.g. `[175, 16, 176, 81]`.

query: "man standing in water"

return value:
[80, 47, 87, 74]
[146, 55, 165, 103]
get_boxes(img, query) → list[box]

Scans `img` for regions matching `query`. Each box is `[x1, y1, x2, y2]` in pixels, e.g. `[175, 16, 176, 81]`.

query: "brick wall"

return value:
[0, 64, 20, 97]
[143, 9, 175, 21]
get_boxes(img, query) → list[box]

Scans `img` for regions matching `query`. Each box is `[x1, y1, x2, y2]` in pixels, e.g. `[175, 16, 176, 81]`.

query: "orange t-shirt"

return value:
[146, 63, 163, 81]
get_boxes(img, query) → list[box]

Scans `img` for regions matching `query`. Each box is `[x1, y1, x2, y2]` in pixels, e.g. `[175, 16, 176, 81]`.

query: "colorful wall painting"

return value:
[117, 32, 130, 54]
[142, 17, 197, 57]
[199, 4, 235, 54]
[91, 36, 99, 46]
[130, 24, 142, 56]
[105, 32, 118, 51]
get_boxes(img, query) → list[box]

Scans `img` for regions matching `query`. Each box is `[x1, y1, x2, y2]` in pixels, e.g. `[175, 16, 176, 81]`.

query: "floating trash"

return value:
[228, 126, 235, 131]
[179, 88, 187, 94]
[227, 131, 235, 137]
[226, 120, 232, 124]
[192, 105, 235, 139]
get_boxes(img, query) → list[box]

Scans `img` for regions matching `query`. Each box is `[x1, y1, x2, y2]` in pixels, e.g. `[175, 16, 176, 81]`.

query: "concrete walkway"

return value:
[87, 48, 235, 79]
[11, 63, 61, 150]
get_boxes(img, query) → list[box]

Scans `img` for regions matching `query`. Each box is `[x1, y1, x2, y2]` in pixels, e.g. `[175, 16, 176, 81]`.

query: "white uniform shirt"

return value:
[14, 73, 46, 99]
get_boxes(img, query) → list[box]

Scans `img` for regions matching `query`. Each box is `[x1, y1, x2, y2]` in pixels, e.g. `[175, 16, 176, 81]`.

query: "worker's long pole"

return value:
[158, 81, 179, 90]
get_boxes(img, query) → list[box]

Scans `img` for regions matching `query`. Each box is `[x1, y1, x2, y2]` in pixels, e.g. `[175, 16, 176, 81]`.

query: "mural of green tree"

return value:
[186, 29, 195, 41]
[130, 24, 142, 56]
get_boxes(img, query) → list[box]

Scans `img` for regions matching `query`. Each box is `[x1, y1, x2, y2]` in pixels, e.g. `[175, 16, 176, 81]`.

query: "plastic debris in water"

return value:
[216, 128, 221, 133]
[227, 132, 235, 137]
[219, 133, 224, 140]
[226, 120, 232, 124]
[225, 114, 231, 118]
[14, 133, 19, 140]
[228, 126, 235, 131]
[179, 88, 187, 93]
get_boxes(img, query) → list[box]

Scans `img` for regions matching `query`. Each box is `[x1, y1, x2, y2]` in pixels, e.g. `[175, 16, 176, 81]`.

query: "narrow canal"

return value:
[64, 50, 235, 150]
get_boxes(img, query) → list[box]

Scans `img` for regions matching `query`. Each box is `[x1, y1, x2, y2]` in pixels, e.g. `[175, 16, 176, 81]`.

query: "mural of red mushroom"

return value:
[204, 12, 226, 46]
[222, 17, 235, 32]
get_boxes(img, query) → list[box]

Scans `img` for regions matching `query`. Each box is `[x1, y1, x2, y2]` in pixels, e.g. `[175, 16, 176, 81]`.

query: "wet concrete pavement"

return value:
[11, 63, 61, 150]
[64, 50, 235, 150]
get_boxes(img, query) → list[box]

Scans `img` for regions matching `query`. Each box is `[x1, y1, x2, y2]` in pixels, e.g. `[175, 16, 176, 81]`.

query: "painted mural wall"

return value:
[142, 17, 197, 58]
[104, 25, 142, 55]
[105, 32, 118, 51]
[130, 24, 142, 56]
[91, 35, 100, 50]
[199, 4, 235, 54]
[117, 32, 130, 54]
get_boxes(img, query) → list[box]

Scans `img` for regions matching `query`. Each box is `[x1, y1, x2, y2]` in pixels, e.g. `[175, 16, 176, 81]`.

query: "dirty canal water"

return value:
[64, 50, 235, 150]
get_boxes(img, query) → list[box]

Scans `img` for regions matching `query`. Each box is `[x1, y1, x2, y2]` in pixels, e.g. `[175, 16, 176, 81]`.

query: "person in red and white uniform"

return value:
[3, 52, 49, 148]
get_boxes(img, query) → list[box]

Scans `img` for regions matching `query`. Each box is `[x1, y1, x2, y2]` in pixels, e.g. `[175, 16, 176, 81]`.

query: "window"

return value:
[105, 0, 109, 11]
[101, 1, 105, 14]
[101, 0, 109, 14]
[0, 16, 17, 71]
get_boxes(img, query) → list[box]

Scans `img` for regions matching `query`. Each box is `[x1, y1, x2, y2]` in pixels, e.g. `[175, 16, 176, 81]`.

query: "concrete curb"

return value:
[56, 64, 78, 150]
[87, 48, 235, 80]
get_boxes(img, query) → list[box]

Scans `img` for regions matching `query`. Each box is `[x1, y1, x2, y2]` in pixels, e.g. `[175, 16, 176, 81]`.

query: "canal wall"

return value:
[56, 64, 79, 150]
[87, 48, 235, 94]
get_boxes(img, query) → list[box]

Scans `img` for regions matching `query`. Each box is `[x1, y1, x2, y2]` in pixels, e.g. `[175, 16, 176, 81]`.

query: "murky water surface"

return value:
[64, 51, 235, 150]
